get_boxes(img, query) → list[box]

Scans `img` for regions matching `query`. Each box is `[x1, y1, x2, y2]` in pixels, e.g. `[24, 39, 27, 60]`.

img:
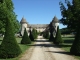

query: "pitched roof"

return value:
[52, 16, 59, 23]
[20, 17, 28, 23]
[28, 24, 49, 28]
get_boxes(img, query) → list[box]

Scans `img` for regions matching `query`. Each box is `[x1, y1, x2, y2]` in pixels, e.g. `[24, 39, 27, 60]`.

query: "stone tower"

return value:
[52, 16, 59, 37]
[20, 17, 28, 36]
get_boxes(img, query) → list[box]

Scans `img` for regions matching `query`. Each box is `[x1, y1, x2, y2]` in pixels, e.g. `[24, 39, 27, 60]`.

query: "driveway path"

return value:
[19, 36, 78, 60]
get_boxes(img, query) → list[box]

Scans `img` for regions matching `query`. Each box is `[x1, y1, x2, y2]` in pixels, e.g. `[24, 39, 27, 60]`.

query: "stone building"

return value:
[20, 16, 59, 36]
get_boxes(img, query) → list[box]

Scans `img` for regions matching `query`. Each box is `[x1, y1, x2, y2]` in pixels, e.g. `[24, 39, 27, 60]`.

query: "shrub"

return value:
[0, 17, 22, 58]
[29, 30, 34, 41]
[21, 28, 31, 44]
[32, 28, 38, 39]
[43, 31, 50, 39]
[54, 26, 63, 44]
[70, 27, 80, 55]
[49, 33, 55, 41]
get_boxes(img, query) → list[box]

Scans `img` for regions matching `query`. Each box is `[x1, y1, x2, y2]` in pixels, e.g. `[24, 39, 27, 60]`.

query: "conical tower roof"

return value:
[20, 17, 28, 24]
[52, 16, 59, 23]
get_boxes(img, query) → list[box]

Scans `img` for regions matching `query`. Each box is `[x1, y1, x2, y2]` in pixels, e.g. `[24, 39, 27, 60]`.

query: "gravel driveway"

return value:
[19, 36, 78, 60]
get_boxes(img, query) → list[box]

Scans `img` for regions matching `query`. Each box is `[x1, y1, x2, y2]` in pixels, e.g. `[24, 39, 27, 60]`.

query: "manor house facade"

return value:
[20, 16, 59, 36]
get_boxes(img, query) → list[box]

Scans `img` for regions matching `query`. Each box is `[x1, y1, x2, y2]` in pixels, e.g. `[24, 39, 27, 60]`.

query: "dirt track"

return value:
[19, 36, 78, 60]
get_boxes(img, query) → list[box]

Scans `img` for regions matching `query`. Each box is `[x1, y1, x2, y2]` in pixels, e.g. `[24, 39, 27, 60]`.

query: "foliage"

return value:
[59, 0, 80, 55]
[29, 30, 34, 41]
[59, 0, 80, 31]
[0, 0, 20, 34]
[70, 26, 80, 55]
[32, 28, 38, 39]
[43, 31, 50, 39]
[13, 20, 20, 33]
[0, 37, 31, 60]
[21, 28, 31, 44]
[60, 27, 72, 34]
[54, 26, 63, 44]
[49, 33, 55, 41]
[0, 12, 22, 58]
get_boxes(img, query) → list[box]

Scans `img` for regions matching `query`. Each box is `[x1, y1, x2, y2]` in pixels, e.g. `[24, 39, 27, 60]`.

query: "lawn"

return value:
[0, 37, 31, 60]
[61, 37, 74, 51]
[60, 35, 80, 60]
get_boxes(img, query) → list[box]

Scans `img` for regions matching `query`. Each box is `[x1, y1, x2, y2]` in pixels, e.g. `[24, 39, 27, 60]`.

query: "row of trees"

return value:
[21, 28, 38, 44]
[59, 0, 80, 55]
[43, 26, 63, 44]
[31, 28, 38, 39]
[0, 0, 38, 57]
[49, 26, 63, 44]
[60, 27, 73, 34]
[0, 0, 38, 58]
[43, 31, 50, 39]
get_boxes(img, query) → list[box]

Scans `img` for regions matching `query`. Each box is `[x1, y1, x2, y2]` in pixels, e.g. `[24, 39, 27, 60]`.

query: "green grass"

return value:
[0, 37, 31, 60]
[61, 37, 74, 51]
[61, 38, 73, 51]
[59, 35, 80, 60]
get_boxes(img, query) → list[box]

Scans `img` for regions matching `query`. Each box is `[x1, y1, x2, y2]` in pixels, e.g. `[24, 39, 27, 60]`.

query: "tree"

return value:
[0, 0, 6, 34]
[59, 0, 80, 55]
[59, 0, 80, 32]
[60, 27, 72, 34]
[0, 13, 22, 58]
[21, 28, 31, 44]
[48, 22, 55, 41]
[0, 0, 3, 3]
[54, 26, 63, 44]
[32, 28, 38, 39]
[43, 31, 50, 39]
[70, 26, 80, 55]
[43, 32, 46, 38]
[13, 19, 20, 33]
[49, 33, 55, 41]
[0, 0, 22, 58]
[0, 0, 20, 34]
[29, 30, 34, 41]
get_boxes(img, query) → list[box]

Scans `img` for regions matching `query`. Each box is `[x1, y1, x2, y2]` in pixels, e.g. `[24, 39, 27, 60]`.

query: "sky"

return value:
[12, 0, 67, 29]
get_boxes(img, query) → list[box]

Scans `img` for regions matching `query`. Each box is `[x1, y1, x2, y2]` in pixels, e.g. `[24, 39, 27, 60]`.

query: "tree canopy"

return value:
[0, 0, 22, 58]
[0, 0, 20, 34]
[59, 0, 80, 55]
[59, 0, 80, 31]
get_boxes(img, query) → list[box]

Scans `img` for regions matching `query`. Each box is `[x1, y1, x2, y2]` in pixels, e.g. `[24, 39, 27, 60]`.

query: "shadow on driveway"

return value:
[45, 51, 72, 55]
[29, 39, 72, 48]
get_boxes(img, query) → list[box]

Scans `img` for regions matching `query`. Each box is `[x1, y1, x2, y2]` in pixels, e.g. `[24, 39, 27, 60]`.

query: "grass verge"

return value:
[0, 37, 32, 60]
[60, 36, 80, 60]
